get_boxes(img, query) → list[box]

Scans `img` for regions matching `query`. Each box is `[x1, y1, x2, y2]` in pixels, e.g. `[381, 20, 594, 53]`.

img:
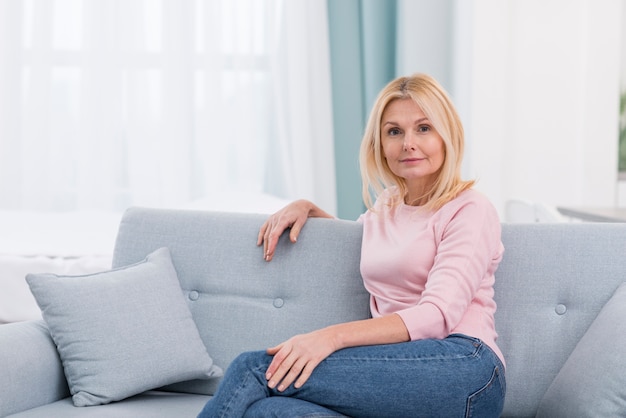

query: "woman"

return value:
[198, 73, 506, 417]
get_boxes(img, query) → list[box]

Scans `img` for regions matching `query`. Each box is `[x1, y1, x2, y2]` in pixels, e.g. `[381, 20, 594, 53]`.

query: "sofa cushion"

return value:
[26, 247, 221, 407]
[536, 281, 626, 417]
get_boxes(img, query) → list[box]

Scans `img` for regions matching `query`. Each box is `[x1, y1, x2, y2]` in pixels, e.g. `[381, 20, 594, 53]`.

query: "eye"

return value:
[417, 125, 431, 133]
[387, 127, 401, 136]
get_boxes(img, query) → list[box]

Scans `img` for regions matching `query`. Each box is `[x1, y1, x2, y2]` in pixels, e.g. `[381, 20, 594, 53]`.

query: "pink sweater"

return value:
[358, 188, 505, 365]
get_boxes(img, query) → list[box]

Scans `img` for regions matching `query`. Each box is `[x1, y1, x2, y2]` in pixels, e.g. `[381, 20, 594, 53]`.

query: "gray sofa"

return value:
[1, 207, 625, 417]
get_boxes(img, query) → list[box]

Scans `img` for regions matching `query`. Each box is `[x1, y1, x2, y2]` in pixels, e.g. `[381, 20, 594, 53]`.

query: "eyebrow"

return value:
[382, 117, 429, 126]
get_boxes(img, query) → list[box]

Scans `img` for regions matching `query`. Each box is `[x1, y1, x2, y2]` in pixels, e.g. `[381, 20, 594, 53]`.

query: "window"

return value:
[0, 0, 335, 213]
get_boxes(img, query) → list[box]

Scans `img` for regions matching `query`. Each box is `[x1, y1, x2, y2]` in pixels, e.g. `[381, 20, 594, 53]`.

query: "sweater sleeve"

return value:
[395, 196, 503, 341]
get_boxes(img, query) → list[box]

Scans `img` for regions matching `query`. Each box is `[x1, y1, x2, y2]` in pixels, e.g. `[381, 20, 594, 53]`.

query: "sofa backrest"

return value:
[112, 208, 626, 417]
[112, 207, 370, 395]
[495, 223, 626, 417]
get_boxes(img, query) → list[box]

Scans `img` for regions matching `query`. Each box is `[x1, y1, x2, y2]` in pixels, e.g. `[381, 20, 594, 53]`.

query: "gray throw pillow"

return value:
[536, 282, 626, 417]
[26, 247, 221, 407]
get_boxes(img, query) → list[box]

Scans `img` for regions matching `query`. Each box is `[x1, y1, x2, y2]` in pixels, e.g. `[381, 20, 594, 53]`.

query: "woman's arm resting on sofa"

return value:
[0, 320, 69, 417]
[257, 199, 335, 262]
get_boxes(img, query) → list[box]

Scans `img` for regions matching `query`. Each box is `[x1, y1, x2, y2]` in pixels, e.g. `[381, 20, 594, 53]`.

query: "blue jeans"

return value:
[197, 334, 506, 418]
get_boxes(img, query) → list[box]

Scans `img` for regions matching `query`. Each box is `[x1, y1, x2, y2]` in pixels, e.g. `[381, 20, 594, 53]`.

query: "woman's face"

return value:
[380, 98, 445, 203]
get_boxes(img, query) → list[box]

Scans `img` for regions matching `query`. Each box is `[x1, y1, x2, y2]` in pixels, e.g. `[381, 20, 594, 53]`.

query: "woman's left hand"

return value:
[265, 328, 338, 392]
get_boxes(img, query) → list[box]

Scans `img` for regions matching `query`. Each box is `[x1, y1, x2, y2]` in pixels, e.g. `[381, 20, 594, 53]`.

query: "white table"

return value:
[557, 206, 626, 222]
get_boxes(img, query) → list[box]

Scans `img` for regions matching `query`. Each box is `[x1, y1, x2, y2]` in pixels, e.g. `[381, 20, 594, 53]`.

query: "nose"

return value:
[403, 135, 417, 151]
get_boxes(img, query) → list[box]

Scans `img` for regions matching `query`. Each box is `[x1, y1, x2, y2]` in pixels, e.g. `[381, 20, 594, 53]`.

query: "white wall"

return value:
[396, 0, 454, 89]
[458, 0, 622, 216]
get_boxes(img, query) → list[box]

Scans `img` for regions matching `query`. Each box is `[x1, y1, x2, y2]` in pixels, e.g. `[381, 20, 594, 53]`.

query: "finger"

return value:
[266, 344, 281, 356]
[267, 351, 296, 390]
[288, 219, 306, 243]
[257, 221, 269, 246]
[265, 343, 289, 381]
[263, 227, 272, 261]
[264, 231, 277, 262]
[293, 360, 318, 389]
[276, 357, 308, 392]
[264, 225, 285, 262]
[261, 218, 281, 261]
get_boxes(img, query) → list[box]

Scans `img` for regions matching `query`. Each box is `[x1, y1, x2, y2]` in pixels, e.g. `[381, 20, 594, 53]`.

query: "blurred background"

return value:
[0, 0, 625, 220]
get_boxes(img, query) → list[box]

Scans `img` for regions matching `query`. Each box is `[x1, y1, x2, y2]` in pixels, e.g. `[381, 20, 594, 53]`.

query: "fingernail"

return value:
[268, 380, 275, 388]
[278, 384, 285, 392]
[266, 372, 272, 380]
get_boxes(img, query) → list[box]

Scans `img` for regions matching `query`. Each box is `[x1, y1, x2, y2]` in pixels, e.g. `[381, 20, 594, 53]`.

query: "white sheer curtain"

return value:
[0, 0, 336, 214]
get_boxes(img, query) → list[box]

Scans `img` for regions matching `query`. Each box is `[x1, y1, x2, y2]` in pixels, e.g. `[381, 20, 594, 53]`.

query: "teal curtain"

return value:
[327, 0, 397, 220]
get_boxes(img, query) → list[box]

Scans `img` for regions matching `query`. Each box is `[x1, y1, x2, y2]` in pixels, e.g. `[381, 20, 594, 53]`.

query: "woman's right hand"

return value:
[257, 199, 331, 261]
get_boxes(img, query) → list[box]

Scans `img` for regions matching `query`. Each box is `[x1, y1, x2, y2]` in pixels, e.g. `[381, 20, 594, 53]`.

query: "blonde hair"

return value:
[359, 73, 474, 211]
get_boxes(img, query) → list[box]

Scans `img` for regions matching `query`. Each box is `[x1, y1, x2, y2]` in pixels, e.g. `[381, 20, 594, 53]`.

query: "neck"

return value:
[404, 182, 433, 206]
[404, 192, 429, 206]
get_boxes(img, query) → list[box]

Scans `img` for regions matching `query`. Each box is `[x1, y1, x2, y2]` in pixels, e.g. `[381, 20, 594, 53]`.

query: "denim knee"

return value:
[465, 348, 506, 417]
[223, 350, 273, 383]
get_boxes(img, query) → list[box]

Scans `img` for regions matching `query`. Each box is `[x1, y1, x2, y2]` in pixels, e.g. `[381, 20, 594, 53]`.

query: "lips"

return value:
[400, 157, 424, 163]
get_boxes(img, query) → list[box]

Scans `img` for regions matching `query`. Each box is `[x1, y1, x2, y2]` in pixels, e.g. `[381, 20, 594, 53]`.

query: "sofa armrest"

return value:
[0, 320, 69, 416]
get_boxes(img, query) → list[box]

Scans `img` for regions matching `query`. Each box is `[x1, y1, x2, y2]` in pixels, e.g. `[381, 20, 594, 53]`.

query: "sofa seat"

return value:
[6, 392, 209, 418]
